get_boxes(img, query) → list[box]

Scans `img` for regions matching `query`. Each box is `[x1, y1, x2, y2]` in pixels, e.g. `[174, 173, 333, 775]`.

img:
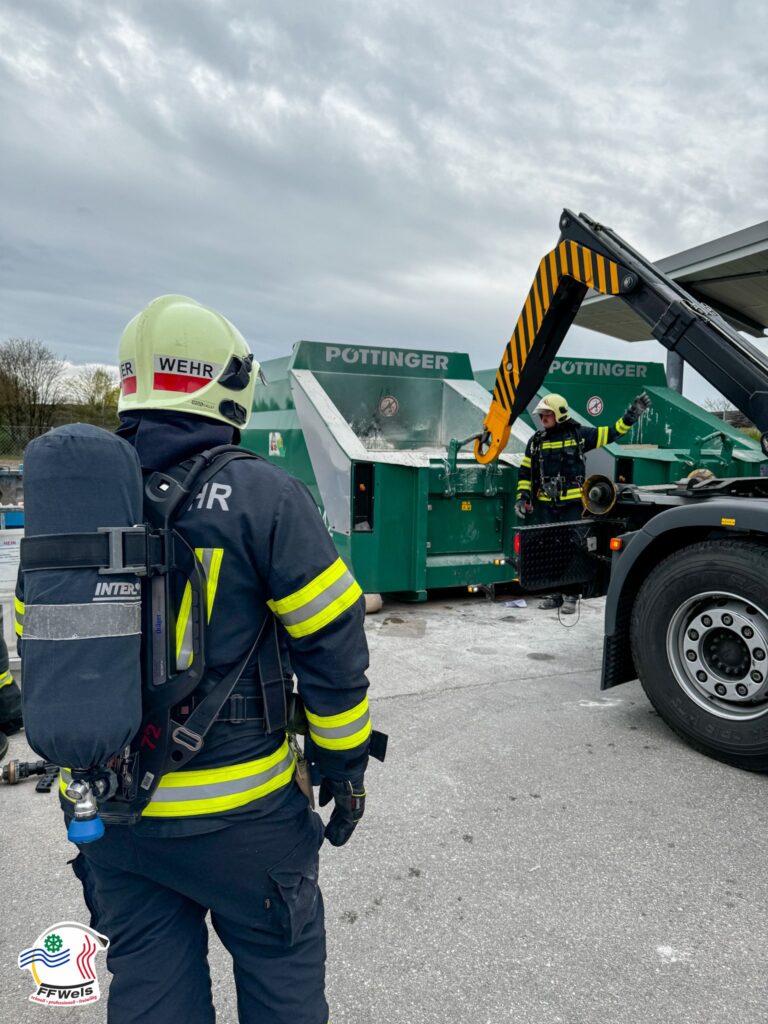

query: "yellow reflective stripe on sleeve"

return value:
[615, 417, 631, 435]
[0, 670, 12, 689]
[521, 456, 532, 468]
[269, 558, 346, 616]
[517, 479, 531, 491]
[310, 719, 372, 751]
[14, 596, 24, 615]
[269, 558, 362, 639]
[281, 580, 362, 639]
[306, 696, 372, 751]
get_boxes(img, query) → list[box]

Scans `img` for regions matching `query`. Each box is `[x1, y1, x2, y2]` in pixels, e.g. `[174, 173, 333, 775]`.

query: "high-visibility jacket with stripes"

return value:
[516, 415, 633, 505]
[0, 630, 21, 732]
[17, 450, 371, 833]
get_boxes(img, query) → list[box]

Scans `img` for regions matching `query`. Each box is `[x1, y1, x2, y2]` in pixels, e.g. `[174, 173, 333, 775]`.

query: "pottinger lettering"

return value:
[549, 360, 648, 378]
[325, 346, 449, 371]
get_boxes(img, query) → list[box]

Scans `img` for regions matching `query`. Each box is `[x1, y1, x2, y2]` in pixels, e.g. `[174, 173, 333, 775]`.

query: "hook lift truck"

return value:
[475, 209, 768, 771]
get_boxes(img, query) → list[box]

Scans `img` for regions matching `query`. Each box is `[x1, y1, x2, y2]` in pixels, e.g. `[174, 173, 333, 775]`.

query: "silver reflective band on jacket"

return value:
[22, 603, 141, 640]
[60, 739, 296, 818]
[305, 696, 371, 751]
[268, 557, 362, 640]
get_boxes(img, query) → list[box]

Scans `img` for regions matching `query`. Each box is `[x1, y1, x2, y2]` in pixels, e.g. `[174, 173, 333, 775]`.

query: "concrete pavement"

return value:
[2, 594, 767, 1023]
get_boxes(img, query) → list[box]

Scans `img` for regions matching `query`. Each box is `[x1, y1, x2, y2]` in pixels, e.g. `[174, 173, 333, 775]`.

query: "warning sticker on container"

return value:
[268, 432, 285, 457]
[587, 396, 604, 417]
[378, 396, 399, 417]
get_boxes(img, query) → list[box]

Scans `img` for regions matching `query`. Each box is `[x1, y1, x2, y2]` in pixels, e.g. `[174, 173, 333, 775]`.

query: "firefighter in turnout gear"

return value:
[0, 634, 21, 762]
[45, 296, 373, 1024]
[515, 391, 651, 612]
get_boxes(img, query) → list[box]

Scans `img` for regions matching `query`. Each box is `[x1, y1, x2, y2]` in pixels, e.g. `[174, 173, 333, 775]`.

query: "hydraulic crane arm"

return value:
[475, 209, 768, 464]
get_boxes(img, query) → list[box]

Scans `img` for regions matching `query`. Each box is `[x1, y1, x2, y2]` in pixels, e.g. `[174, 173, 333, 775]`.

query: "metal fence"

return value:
[0, 425, 39, 462]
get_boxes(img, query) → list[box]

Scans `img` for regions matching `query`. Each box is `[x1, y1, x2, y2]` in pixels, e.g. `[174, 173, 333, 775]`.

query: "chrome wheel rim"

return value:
[666, 591, 768, 721]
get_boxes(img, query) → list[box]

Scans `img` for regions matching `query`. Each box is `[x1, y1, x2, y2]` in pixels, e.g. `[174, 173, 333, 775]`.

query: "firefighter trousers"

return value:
[71, 797, 327, 1024]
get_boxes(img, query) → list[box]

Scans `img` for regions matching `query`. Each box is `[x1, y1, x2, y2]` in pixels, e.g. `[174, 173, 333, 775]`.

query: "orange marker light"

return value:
[609, 537, 623, 551]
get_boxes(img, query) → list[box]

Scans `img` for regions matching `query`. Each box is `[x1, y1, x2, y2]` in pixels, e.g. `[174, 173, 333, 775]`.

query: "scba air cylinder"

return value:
[20, 424, 144, 770]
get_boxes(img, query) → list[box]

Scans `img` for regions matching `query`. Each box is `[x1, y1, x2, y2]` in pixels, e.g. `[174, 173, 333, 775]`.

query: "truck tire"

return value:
[631, 539, 768, 771]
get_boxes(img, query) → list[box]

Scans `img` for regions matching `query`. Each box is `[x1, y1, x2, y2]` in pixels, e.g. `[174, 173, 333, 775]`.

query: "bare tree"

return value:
[68, 366, 120, 413]
[0, 338, 65, 437]
[703, 396, 735, 417]
[63, 365, 121, 428]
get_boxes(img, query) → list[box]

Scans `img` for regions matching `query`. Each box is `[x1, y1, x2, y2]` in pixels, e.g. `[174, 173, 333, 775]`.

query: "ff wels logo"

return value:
[19, 921, 109, 1006]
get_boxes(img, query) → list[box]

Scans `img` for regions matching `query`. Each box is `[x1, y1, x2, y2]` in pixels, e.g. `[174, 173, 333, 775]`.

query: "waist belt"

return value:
[175, 694, 265, 727]
[60, 739, 297, 819]
[217, 695, 264, 725]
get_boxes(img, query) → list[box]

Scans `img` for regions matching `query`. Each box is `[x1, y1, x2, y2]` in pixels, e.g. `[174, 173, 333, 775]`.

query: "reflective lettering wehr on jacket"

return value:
[516, 414, 632, 506]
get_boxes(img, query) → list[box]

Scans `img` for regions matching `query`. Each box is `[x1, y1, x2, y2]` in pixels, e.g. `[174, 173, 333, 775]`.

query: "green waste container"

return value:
[242, 341, 528, 599]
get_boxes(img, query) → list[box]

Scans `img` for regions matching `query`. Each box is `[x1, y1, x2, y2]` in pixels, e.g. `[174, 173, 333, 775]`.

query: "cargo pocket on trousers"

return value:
[268, 813, 324, 946]
[69, 853, 100, 929]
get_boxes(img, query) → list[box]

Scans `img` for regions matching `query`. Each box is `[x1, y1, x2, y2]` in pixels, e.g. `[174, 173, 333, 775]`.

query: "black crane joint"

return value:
[651, 302, 696, 348]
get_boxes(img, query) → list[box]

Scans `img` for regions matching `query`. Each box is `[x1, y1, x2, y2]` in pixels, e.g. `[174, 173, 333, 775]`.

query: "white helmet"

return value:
[117, 295, 258, 428]
[533, 393, 569, 424]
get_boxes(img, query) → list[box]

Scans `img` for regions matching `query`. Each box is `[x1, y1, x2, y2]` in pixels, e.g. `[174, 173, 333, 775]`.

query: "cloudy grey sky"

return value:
[1, 0, 766, 401]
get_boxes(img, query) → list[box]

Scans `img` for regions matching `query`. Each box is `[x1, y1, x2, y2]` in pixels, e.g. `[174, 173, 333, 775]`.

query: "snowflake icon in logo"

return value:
[44, 933, 63, 954]
[19, 921, 109, 1005]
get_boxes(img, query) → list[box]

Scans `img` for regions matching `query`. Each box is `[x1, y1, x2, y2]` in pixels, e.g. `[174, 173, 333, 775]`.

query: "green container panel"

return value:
[427, 496, 505, 556]
[243, 342, 526, 597]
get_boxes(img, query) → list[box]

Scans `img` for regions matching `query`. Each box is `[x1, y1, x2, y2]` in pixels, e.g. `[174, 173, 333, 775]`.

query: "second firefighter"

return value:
[515, 391, 651, 612]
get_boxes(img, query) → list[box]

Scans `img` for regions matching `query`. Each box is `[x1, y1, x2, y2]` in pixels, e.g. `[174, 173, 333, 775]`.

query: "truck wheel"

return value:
[631, 540, 768, 771]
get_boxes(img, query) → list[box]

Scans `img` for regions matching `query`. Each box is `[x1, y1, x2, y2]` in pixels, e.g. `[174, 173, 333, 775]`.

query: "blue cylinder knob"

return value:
[67, 815, 105, 844]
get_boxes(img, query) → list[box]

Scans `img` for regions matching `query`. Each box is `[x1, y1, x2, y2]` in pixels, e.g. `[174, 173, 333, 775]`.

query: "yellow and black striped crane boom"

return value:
[475, 208, 768, 465]
[474, 213, 635, 464]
